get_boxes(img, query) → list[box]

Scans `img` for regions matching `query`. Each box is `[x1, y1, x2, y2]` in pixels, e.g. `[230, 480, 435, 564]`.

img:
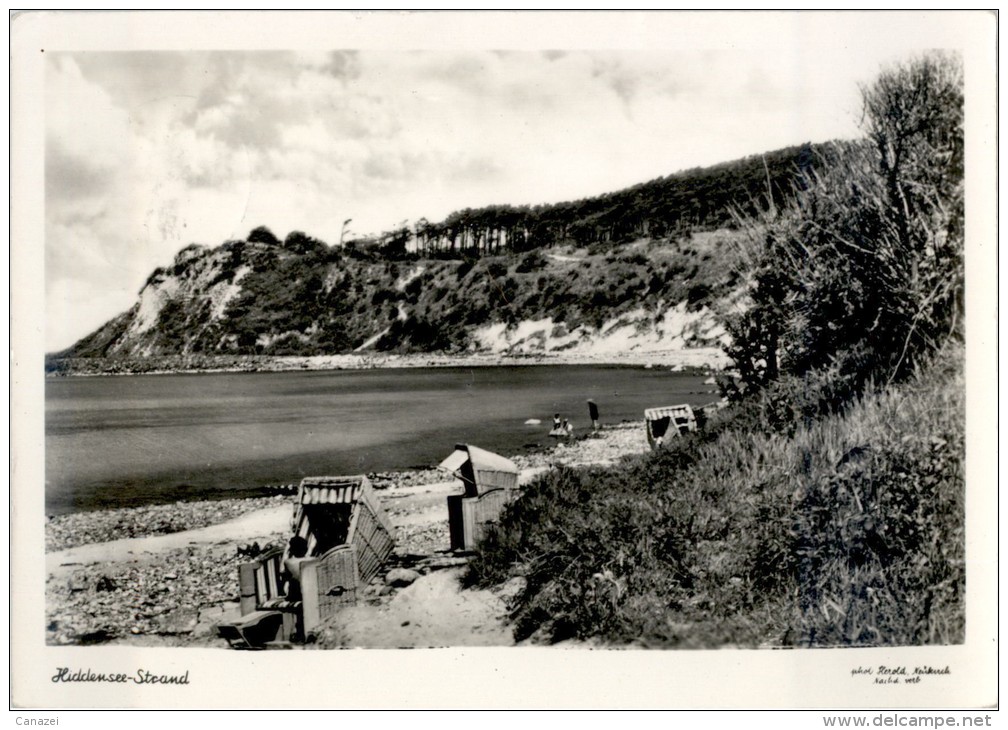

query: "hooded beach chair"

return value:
[218, 474, 395, 648]
[440, 444, 520, 551]
[645, 404, 697, 449]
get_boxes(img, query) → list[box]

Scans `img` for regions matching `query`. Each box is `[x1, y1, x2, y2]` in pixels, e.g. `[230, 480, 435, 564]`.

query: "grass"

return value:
[465, 343, 965, 647]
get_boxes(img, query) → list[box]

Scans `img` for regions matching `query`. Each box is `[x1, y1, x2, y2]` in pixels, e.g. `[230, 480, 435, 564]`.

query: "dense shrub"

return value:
[263, 332, 314, 356]
[465, 55, 966, 649]
[724, 53, 963, 401]
[467, 345, 964, 647]
[515, 250, 547, 273]
[685, 282, 711, 310]
[247, 225, 280, 246]
[486, 260, 509, 279]
[284, 230, 328, 256]
[467, 464, 702, 642]
[377, 314, 462, 353]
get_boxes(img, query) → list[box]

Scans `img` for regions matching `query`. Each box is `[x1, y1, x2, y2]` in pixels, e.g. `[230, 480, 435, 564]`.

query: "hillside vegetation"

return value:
[57, 230, 740, 363]
[466, 53, 966, 647]
[53, 144, 829, 365]
[467, 347, 963, 646]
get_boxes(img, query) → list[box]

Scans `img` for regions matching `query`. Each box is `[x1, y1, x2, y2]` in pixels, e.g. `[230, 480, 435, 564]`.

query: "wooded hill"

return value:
[465, 53, 966, 648]
[356, 142, 835, 258]
[55, 142, 835, 362]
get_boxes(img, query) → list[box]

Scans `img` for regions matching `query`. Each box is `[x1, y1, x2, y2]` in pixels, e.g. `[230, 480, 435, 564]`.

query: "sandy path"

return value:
[46, 504, 293, 578]
[318, 568, 519, 649]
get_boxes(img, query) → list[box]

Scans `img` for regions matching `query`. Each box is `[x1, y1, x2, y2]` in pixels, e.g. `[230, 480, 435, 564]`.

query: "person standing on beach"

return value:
[587, 400, 600, 432]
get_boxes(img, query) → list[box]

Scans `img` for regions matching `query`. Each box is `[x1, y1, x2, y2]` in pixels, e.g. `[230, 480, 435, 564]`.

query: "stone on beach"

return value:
[385, 568, 421, 588]
[46, 495, 287, 553]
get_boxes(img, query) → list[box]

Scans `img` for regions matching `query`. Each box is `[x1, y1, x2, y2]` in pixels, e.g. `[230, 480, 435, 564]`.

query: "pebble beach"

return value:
[44, 422, 650, 648]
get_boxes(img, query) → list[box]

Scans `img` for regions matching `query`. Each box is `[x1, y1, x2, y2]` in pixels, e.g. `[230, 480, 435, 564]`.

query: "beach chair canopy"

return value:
[292, 475, 369, 557]
[294, 473, 395, 596]
[439, 444, 519, 498]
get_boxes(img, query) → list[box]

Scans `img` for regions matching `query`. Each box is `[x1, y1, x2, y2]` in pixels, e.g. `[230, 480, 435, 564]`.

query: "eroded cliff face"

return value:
[115, 245, 251, 357]
[58, 142, 838, 365]
[63, 227, 739, 364]
[471, 303, 726, 356]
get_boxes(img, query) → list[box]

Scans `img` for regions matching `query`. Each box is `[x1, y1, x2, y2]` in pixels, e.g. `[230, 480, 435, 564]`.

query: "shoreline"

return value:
[45, 422, 651, 647]
[44, 347, 730, 377]
[45, 422, 647, 552]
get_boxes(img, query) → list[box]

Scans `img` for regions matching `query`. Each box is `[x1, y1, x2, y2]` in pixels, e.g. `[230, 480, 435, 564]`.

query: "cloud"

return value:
[45, 47, 893, 351]
[46, 56, 132, 167]
[318, 50, 362, 81]
[45, 139, 115, 203]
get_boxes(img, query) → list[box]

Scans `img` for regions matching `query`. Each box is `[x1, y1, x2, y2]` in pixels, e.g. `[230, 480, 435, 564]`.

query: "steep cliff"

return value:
[60, 228, 741, 362]
[57, 142, 833, 364]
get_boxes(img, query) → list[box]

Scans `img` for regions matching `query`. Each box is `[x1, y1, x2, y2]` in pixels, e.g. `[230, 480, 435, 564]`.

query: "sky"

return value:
[45, 45, 911, 352]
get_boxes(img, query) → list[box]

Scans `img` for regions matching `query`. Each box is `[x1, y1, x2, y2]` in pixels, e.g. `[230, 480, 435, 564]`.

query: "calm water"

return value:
[45, 366, 714, 515]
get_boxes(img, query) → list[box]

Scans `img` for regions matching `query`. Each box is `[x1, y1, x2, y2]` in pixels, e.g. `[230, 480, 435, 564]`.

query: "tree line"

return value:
[346, 142, 834, 260]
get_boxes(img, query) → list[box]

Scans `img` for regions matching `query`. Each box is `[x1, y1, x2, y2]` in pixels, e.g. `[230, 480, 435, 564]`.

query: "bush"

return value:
[486, 260, 508, 279]
[284, 230, 328, 256]
[685, 282, 711, 310]
[467, 344, 964, 647]
[248, 225, 280, 246]
[467, 465, 701, 643]
[724, 53, 963, 399]
[264, 332, 313, 355]
[515, 250, 547, 273]
[377, 314, 462, 353]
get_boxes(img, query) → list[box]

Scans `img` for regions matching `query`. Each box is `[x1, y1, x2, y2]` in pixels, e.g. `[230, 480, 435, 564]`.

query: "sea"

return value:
[44, 365, 716, 515]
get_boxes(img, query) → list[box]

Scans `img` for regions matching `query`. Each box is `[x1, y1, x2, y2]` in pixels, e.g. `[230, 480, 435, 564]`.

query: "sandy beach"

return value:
[45, 422, 650, 649]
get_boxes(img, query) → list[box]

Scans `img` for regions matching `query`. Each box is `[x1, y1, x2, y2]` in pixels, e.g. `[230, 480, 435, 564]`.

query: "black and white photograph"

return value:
[10, 10, 998, 712]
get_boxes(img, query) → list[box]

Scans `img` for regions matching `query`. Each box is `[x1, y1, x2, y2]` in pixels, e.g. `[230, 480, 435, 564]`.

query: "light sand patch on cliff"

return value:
[471, 303, 728, 363]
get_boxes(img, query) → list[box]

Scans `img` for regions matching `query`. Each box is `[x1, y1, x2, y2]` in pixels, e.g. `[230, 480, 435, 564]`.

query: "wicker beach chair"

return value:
[217, 475, 395, 648]
[645, 404, 697, 449]
[440, 444, 520, 551]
